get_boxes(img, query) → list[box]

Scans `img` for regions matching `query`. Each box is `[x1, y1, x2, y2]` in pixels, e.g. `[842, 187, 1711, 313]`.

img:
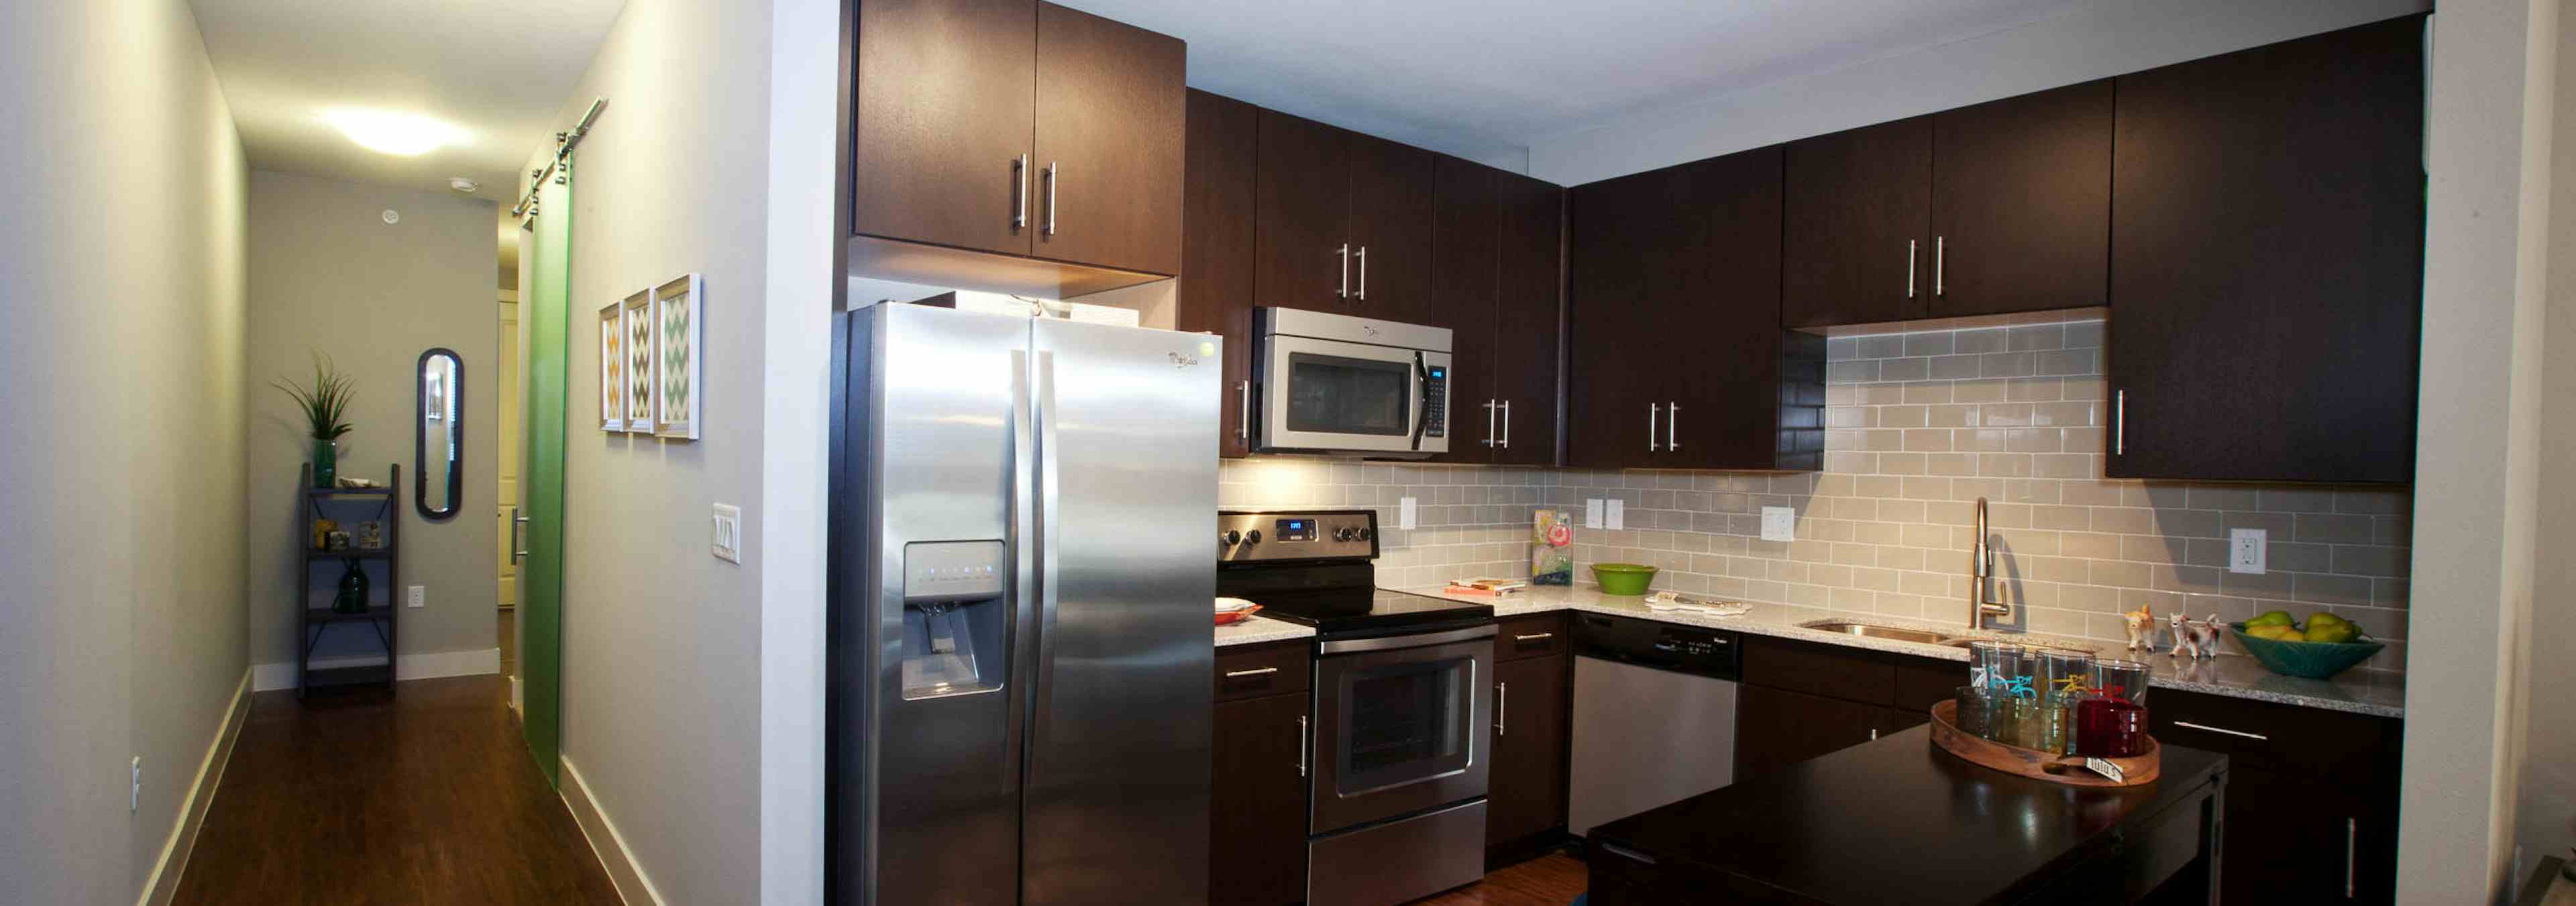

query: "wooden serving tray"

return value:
[1927, 699, 2161, 788]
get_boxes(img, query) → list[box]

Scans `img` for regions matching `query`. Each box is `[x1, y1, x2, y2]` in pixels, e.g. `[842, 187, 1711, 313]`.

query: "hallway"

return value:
[170, 676, 618, 905]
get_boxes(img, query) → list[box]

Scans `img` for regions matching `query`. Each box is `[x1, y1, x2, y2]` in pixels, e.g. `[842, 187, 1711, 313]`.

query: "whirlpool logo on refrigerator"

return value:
[1169, 340, 1214, 368]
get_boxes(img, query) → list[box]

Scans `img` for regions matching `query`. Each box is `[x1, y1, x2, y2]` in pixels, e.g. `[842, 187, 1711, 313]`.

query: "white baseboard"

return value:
[251, 647, 502, 691]
[136, 668, 252, 906]
[561, 756, 662, 906]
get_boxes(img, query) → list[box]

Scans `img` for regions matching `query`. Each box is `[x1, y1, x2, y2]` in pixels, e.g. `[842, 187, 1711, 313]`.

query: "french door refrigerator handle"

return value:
[1010, 350, 1040, 725]
[1033, 350, 1063, 719]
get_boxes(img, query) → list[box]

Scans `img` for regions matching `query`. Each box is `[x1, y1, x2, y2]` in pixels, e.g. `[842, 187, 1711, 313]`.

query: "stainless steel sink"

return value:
[1799, 621, 1954, 645]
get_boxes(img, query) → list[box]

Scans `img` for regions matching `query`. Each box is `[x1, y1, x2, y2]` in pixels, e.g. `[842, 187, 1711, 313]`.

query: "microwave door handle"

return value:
[1410, 354, 1431, 450]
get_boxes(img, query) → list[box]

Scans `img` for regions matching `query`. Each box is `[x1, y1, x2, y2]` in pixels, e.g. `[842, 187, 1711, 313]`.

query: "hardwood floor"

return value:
[1415, 852, 1589, 905]
[170, 675, 619, 906]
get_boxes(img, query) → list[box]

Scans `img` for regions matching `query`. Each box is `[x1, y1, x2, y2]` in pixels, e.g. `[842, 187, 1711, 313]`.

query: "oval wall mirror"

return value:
[417, 348, 463, 520]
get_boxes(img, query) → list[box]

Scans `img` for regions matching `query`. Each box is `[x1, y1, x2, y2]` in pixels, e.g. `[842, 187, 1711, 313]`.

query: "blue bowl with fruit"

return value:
[2226, 611, 2383, 679]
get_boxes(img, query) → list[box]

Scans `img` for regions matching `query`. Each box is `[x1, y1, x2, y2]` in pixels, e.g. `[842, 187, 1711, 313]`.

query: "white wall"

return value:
[2520, 0, 2576, 870]
[244, 169, 502, 674]
[0, 0, 250, 901]
[1525, 0, 2432, 186]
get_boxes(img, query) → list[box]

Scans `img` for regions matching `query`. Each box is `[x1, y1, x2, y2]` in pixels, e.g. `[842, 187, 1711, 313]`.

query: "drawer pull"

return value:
[2171, 720, 2268, 742]
[1599, 842, 1658, 865]
[1513, 633, 1554, 642]
[2344, 817, 2357, 897]
[1224, 666, 1280, 678]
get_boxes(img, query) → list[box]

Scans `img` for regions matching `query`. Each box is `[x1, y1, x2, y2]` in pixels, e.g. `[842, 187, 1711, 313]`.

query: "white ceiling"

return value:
[190, 0, 625, 205]
[1062, 0, 2087, 166]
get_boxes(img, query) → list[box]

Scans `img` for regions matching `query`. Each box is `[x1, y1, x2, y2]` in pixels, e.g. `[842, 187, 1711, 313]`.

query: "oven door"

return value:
[1309, 625, 1493, 833]
[1260, 334, 1449, 455]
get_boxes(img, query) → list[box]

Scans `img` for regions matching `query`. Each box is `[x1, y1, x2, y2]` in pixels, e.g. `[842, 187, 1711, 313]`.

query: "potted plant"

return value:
[272, 352, 355, 488]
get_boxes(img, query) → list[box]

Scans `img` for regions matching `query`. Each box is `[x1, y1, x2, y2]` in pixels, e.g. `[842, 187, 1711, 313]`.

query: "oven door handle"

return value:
[1317, 623, 1496, 655]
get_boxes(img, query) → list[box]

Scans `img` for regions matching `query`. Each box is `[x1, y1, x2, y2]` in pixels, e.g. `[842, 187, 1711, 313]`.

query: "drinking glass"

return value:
[1966, 641, 2019, 696]
[2090, 658, 2152, 707]
[1953, 685, 1993, 740]
[2032, 650, 2095, 754]
[2076, 695, 2150, 757]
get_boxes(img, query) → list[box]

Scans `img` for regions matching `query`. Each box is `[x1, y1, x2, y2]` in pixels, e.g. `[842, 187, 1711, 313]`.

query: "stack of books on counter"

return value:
[1443, 577, 1529, 597]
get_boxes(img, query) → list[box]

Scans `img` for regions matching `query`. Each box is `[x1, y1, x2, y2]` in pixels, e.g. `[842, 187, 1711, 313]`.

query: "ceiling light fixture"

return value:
[322, 108, 466, 156]
[449, 177, 480, 194]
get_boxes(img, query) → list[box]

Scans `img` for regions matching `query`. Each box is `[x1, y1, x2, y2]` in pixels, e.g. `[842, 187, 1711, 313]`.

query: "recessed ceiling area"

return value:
[190, 0, 625, 204]
[1060, 0, 2086, 166]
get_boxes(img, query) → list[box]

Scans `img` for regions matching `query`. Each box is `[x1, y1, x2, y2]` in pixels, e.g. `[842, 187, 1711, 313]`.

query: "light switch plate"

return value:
[1761, 506, 1796, 542]
[2229, 527, 2265, 574]
[712, 503, 743, 564]
[1398, 497, 1418, 530]
[1605, 499, 1625, 530]
[1584, 499, 1604, 530]
[406, 585, 425, 609]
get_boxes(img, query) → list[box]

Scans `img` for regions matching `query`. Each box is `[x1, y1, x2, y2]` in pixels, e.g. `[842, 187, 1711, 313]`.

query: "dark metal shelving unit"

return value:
[297, 463, 400, 697]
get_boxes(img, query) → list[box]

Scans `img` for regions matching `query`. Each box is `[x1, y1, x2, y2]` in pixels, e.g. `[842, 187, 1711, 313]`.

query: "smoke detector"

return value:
[448, 177, 480, 194]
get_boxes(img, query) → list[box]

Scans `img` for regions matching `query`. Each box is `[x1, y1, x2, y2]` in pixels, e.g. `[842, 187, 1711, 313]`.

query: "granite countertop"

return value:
[1214, 613, 1313, 647]
[1414, 584, 2408, 718]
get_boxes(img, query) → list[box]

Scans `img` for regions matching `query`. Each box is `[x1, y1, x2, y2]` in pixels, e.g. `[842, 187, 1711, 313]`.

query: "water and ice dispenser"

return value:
[899, 540, 1009, 700]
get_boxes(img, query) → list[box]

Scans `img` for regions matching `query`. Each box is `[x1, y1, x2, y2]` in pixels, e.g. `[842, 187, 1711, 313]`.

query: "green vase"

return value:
[334, 559, 370, 614]
[312, 438, 338, 488]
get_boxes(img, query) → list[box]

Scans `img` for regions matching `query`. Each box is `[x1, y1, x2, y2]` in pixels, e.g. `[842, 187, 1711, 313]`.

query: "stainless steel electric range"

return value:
[1218, 509, 1493, 906]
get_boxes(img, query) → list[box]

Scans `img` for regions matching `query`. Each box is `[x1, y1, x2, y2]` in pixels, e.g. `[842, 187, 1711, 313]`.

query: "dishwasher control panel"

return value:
[1571, 613, 1741, 681]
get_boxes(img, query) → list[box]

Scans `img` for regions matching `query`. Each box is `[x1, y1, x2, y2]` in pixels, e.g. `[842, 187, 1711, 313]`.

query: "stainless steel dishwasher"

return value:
[1566, 612, 1743, 836]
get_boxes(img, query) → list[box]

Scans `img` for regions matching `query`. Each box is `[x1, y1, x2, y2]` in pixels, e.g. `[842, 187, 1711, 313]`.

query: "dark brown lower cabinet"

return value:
[1733, 683, 1882, 778]
[1210, 691, 1310, 906]
[1487, 652, 1569, 849]
[2148, 689, 2401, 903]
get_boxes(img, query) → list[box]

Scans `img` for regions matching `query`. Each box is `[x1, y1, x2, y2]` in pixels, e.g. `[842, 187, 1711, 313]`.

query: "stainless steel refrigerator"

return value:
[829, 302, 1217, 905]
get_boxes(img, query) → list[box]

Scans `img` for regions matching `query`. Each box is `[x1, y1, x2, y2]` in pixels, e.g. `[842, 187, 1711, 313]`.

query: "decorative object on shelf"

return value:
[272, 351, 356, 488]
[355, 520, 385, 550]
[333, 476, 382, 489]
[415, 348, 464, 521]
[622, 289, 655, 434]
[599, 301, 626, 431]
[652, 273, 702, 440]
[309, 517, 337, 550]
[2169, 613, 2220, 660]
[1929, 699, 2161, 788]
[333, 558, 370, 614]
[2123, 602, 2155, 652]
[1530, 509, 1573, 585]
[325, 530, 352, 552]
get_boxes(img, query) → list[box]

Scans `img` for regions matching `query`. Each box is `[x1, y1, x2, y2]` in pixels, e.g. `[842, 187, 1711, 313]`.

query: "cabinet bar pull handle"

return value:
[1668, 401, 1682, 452]
[1013, 155, 1028, 229]
[2114, 390, 2127, 455]
[1356, 246, 1368, 301]
[2171, 720, 2267, 741]
[1935, 236, 1945, 297]
[2345, 817, 2357, 897]
[1484, 399, 1497, 448]
[1336, 244, 1350, 299]
[1513, 632, 1554, 642]
[1495, 681, 1508, 736]
[1297, 715, 1309, 777]
[1043, 161, 1059, 236]
[1236, 381, 1251, 441]
[1501, 400, 1511, 450]
[1907, 240, 1917, 299]
[511, 507, 529, 564]
[1870, 727, 1879, 741]
[1648, 403, 1661, 452]
[1223, 666, 1279, 678]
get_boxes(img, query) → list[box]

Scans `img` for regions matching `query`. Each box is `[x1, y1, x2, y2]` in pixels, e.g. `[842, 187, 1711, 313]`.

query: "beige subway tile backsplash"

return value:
[1221, 319, 2412, 672]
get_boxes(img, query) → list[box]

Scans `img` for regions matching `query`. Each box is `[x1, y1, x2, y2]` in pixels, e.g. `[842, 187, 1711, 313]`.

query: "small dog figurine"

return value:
[2124, 603, 2155, 652]
[2169, 613, 2222, 660]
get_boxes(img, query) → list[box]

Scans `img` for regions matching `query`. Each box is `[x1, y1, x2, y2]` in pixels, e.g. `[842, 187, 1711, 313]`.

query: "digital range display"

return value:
[1275, 519, 1317, 542]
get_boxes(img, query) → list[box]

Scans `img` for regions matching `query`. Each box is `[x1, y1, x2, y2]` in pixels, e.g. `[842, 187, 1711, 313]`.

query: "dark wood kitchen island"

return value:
[1584, 725, 2227, 905]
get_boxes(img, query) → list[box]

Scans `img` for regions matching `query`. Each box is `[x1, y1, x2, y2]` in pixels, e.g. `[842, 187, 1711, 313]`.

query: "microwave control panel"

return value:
[1422, 364, 1446, 438]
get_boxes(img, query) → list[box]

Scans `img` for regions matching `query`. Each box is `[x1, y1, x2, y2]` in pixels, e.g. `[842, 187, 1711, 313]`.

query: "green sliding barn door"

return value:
[520, 168, 571, 787]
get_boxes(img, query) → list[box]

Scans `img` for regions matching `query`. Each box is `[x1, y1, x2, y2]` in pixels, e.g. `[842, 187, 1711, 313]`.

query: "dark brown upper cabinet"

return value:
[1031, 1, 1185, 276]
[1927, 80, 2112, 317]
[1178, 90, 1260, 459]
[1254, 110, 1438, 323]
[1429, 157, 1564, 465]
[1568, 147, 1819, 471]
[2107, 15, 2424, 484]
[848, 0, 1183, 296]
[1782, 116, 1932, 329]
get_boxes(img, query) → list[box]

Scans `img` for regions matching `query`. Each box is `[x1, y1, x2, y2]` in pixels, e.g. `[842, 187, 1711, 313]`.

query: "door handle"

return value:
[1667, 401, 1682, 452]
[1355, 246, 1368, 301]
[1870, 727, 1880, 741]
[1224, 666, 1279, 678]
[2170, 721, 2268, 742]
[2114, 390, 2127, 456]
[1013, 155, 1028, 230]
[1336, 244, 1350, 299]
[1483, 399, 1497, 448]
[2345, 817, 2357, 897]
[1501, 400, 1511, 450]
[510, 507, 529, 564]
[1495, 681, 1508, 737]
[1934, 235, 1946, 297]
[1043, 161, 1059, 236]
[1297, 715, 1309, 777]
[1513, 633, 1554, 642]
[1907, 240, 1918, 299]
[1236, 381, 1251, 441]
[1648, 403, 1661, 452]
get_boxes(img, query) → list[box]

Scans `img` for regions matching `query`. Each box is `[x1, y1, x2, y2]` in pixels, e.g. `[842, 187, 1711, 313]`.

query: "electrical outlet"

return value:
[406, 585, 425, 609]
[2229, 528, 2266, 574]
[130, 756, 141, 812]
[1762, 506, 1796, 542]
[1605, 499, 1625, 530]
[1584, 499, 1604, 530]
[712, 503, 743, 564]
[1398, 497, 1417, 530]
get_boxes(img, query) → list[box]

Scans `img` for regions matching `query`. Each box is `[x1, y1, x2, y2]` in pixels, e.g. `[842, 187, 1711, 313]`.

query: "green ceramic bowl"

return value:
[1591, 562, 1658, 596]
[2226, 623, 2385, 679]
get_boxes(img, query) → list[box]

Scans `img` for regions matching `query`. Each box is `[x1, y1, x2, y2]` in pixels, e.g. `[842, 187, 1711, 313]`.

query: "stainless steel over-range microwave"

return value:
[1254, 307, 1451, 458]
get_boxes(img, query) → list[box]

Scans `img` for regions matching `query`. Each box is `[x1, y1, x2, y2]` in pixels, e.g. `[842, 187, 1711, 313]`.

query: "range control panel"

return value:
[1218, 509, 1379, 564]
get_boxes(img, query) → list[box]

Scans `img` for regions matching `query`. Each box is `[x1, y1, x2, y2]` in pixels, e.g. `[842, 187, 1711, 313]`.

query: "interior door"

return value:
[519, 170, 570, 788]
[851, 0, 1036, 255]
[1032, 1, 1184, 275]
[1254, 109, 1354, 311]
[1782, 115, 1931, 328]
